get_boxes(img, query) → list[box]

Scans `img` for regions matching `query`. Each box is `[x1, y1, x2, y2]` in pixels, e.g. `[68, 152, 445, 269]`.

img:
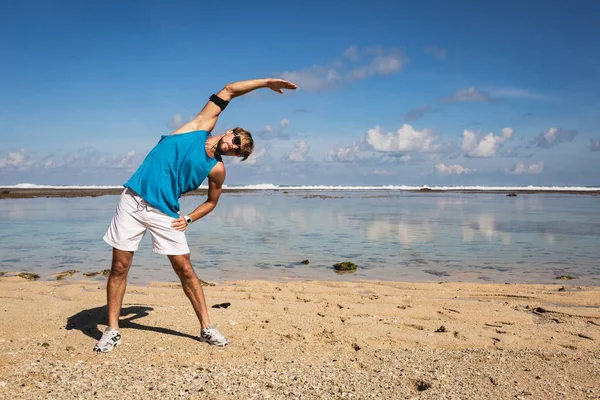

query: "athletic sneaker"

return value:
[93, 327, 121, 352]
[199, 324, 229, 346]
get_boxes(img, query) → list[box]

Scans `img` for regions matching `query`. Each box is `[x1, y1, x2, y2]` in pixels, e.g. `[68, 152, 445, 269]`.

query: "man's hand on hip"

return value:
[171, 213, 190, 232]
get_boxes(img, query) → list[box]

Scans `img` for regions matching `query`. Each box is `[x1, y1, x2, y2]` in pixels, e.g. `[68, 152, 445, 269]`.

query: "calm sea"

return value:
[1, 190, 599, 285]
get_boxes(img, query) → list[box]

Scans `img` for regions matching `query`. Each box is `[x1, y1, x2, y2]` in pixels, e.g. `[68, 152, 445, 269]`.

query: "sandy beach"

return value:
[1, 275, 599, 399]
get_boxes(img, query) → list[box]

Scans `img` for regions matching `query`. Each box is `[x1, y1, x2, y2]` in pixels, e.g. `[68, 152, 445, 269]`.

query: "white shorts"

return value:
[103, 188, 190, 255]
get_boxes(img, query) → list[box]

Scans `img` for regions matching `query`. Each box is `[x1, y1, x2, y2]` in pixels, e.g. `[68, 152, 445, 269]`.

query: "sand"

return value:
[0, 276, 599, 399]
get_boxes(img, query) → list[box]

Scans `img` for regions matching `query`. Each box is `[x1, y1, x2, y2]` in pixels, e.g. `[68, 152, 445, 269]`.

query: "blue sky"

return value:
[1, 0, 599, 186]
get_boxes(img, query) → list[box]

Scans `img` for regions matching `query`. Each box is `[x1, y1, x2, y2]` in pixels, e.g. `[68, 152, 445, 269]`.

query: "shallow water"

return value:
[1, 191, 599, 285]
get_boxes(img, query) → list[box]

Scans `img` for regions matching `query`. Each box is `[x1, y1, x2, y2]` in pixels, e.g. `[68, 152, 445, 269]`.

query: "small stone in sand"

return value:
[435, 325, 447, 333]
[212, 302, 231, 309]
[301, 259, 310, 264]
[352, 342, 361, 351]
[415, 380, 432, 391]
[18, 272, 40, 280]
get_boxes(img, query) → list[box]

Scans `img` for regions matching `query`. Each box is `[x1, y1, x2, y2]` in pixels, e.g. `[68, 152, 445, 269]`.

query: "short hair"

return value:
[233, 127, 254, 161]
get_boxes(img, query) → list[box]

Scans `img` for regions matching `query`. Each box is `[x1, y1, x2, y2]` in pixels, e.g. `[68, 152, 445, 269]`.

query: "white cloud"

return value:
[424, 45, 447, 60]
[344, 46, 358, 61]
[326, 144, 361, 163]
[435, 163, 474, 175]
[96, 151, 140, 172]
[461, 128, 513, 158]
[0, 149, 33, 169]
[366, 124, 439, 153]
[488, 87, 551, 100]
[256, 120, 291, 140]
[527, 127, 578, 148]
[507, 161, 544, 175]
[286, 141, 310, 162]
[168, 113, 184, 129]
[276, 46, 406, 92]
[232, 147, 266, 166]
[345, 49, 406, 81]
[279, 66, 342, 92]
[590, 139, 600, 152]
[41, 148, 98, 169]
[442, 87, 494, 103]
[371, 169, 392, 175]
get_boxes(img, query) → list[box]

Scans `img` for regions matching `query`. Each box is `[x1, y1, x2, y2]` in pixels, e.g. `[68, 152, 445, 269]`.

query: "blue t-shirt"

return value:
[124, 130, 219, 218]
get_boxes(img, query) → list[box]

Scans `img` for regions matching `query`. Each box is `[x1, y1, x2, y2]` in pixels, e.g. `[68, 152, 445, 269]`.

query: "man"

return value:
[94, 78, 297, 352]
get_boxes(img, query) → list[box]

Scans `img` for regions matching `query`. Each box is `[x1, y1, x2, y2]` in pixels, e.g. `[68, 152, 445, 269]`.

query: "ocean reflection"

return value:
[462, 214, 511, 244]
[1, 192, 599, 285]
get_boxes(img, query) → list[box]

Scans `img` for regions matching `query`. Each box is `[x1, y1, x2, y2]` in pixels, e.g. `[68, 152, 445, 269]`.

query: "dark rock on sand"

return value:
[507, 193, 517, 197]
[301, 259, 310, 264]
[333, 262, 357, 271]
[212, 302, 231, 309]
[18, 272, 40, 280]
[435, 325, 447, 333]
[55, 270, 79, 280]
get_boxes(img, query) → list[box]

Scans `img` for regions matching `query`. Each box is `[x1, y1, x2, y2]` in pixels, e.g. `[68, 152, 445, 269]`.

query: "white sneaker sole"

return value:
[94, 339, 122, 353]
[199, 337, 229, 347]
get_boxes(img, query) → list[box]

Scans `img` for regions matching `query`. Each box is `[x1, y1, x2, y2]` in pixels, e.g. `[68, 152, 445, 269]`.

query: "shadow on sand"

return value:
[66, 305, 200, 342]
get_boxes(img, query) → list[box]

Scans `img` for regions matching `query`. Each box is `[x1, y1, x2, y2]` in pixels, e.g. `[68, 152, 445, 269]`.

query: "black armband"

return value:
[209, 94, 229, 111]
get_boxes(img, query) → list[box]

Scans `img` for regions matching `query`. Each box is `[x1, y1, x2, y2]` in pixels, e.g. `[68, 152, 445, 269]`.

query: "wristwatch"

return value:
[184, 215, 192, 225]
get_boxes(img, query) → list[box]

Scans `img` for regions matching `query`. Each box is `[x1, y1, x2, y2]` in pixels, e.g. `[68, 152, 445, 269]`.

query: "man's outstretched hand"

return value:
[266, 79, 297, 94]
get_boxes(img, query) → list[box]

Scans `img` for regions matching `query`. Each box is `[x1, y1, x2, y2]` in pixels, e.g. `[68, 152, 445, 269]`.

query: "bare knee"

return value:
[110, 249, 133, 277]
[169, 254, 196, 280]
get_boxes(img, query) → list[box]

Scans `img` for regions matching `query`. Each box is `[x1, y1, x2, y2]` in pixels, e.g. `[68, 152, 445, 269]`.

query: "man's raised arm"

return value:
[171, 78, 297, 135]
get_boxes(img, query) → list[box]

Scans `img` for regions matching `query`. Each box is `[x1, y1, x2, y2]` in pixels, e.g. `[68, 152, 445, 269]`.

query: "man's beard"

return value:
[214, 139, 225, 155]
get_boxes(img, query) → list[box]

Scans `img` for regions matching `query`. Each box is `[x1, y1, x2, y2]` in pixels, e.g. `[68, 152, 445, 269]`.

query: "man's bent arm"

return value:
[170, 163, 225, 232]
[188, 165, 225, 222]
[171, 78, 297, 135]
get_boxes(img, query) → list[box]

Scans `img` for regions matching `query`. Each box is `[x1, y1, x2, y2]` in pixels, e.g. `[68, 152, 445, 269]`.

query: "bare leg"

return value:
[107, 248, 134, 330]
[168, 253, 210, 329]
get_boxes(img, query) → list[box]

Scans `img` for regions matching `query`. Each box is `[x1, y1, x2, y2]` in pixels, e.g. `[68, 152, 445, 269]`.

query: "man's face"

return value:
[217, 131, 244, 157]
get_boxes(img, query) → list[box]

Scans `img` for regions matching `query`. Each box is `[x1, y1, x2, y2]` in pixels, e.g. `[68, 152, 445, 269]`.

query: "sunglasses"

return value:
[232, 132, 243, 156]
